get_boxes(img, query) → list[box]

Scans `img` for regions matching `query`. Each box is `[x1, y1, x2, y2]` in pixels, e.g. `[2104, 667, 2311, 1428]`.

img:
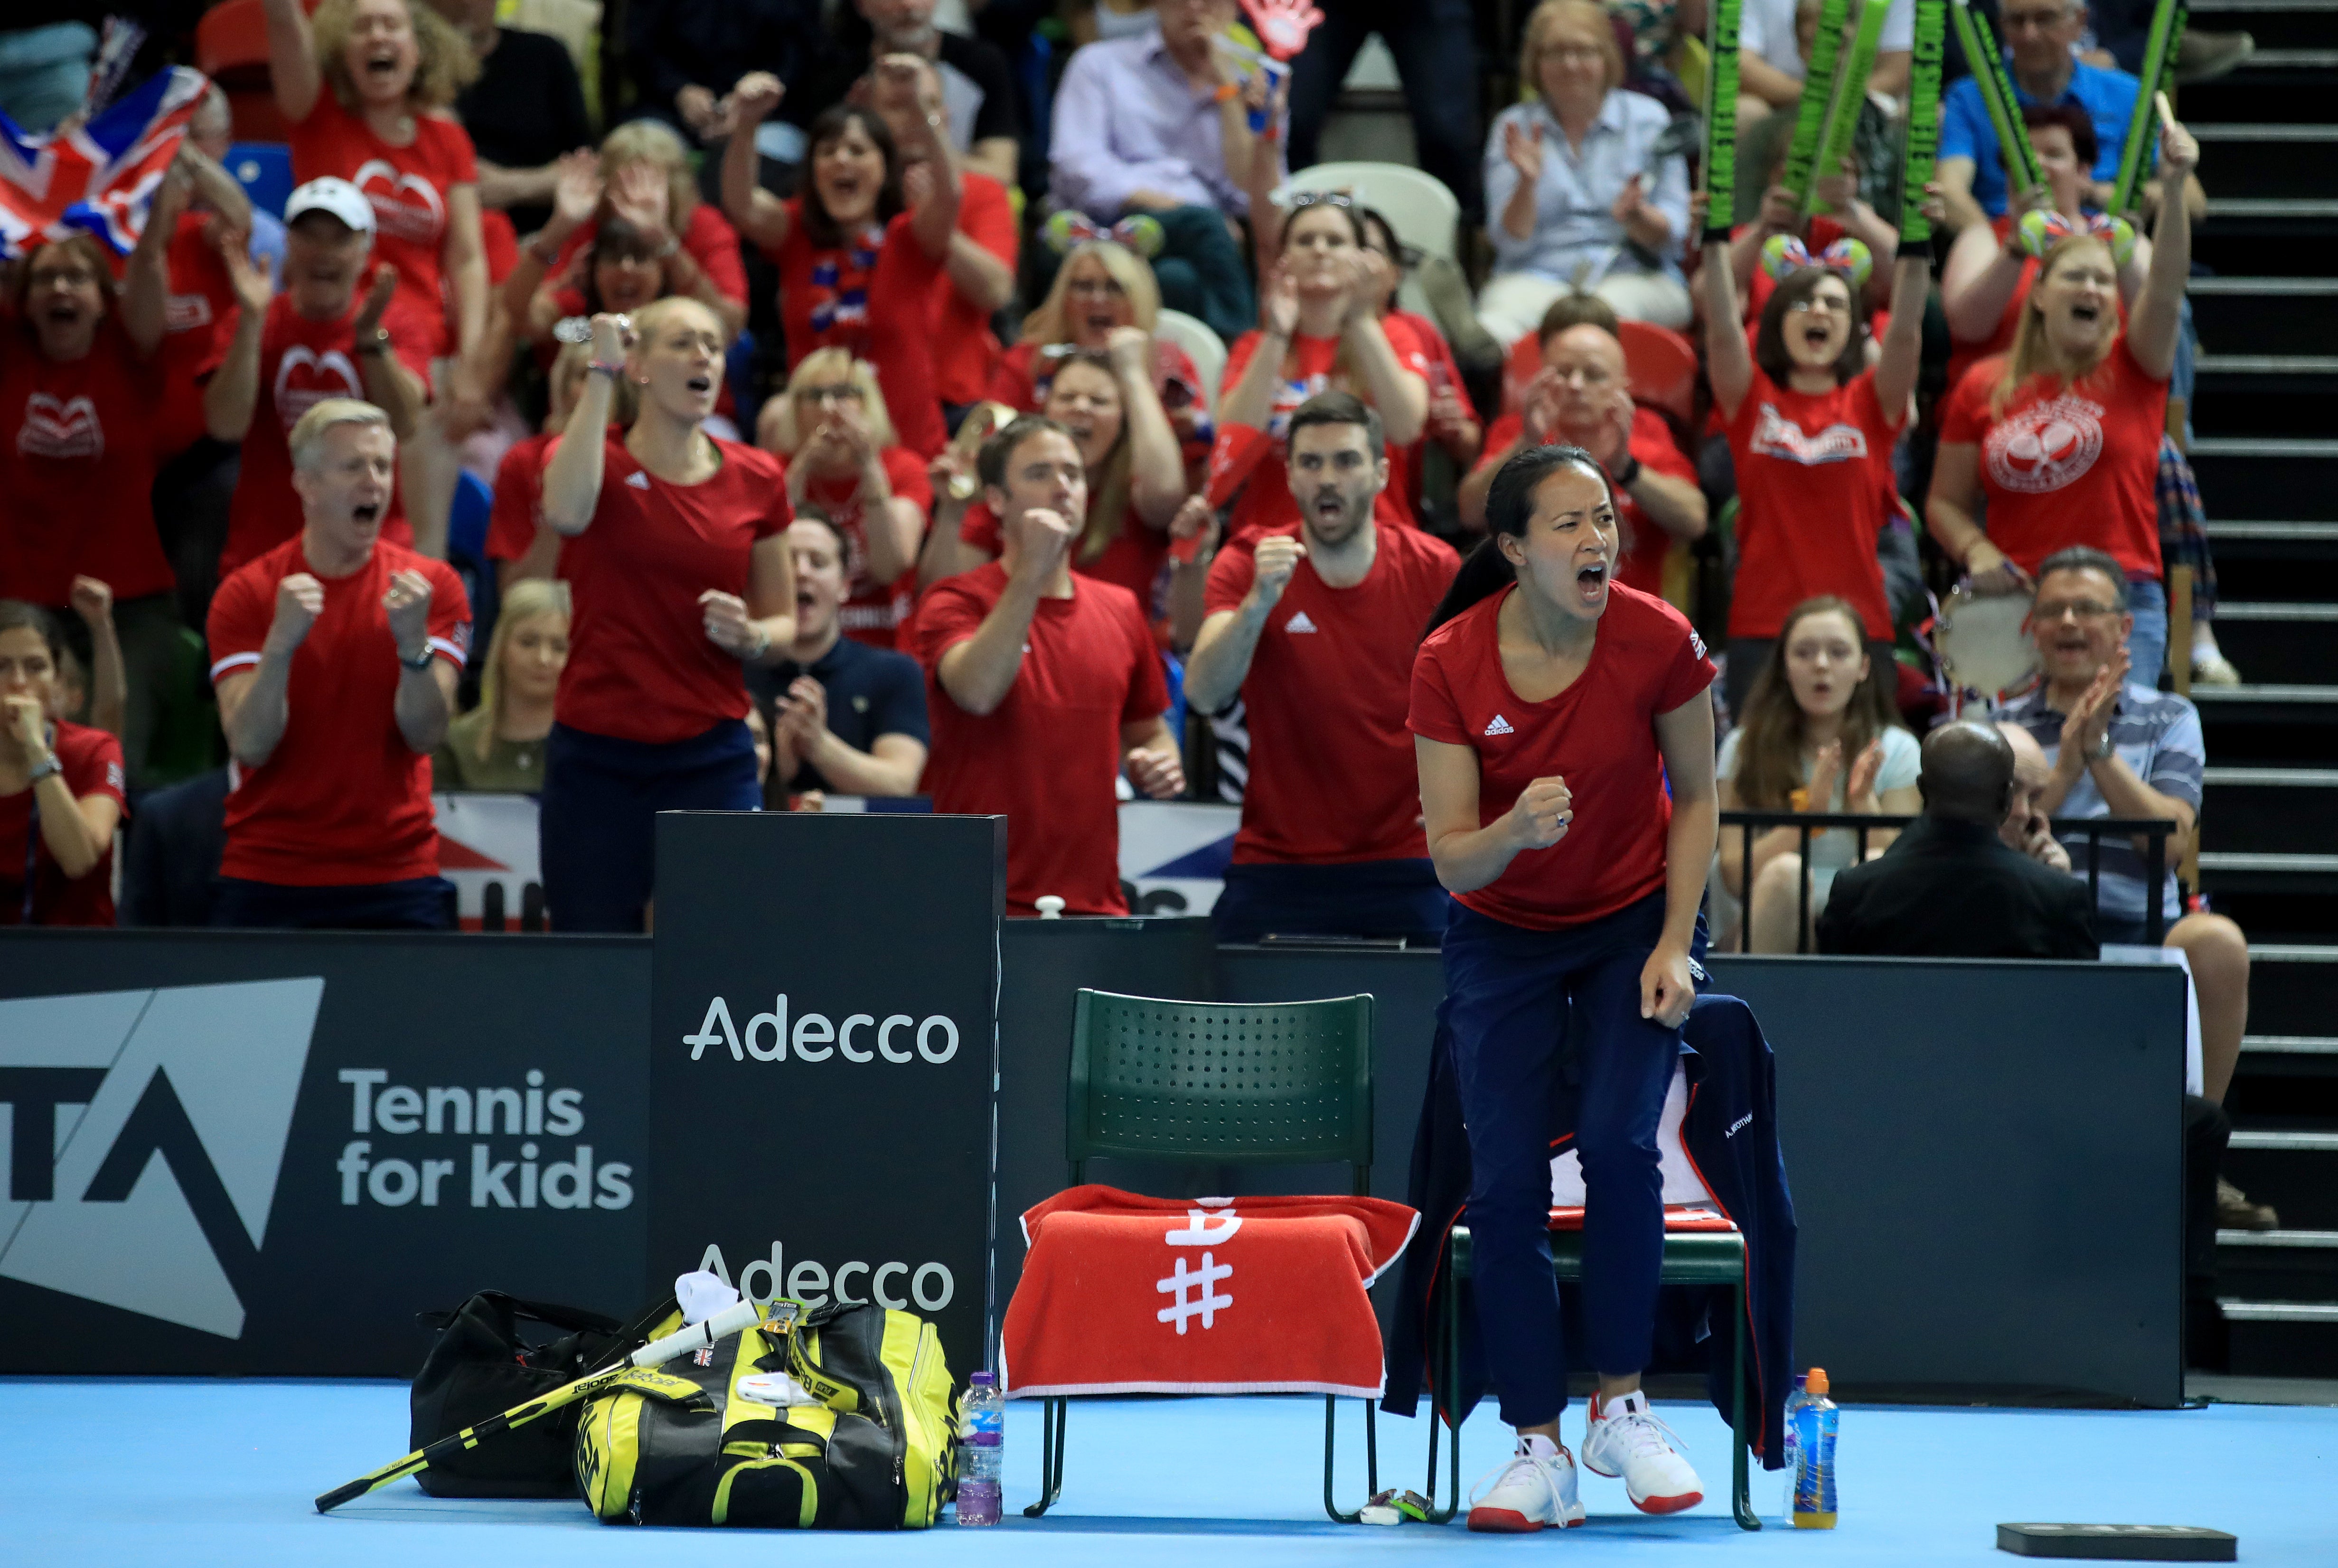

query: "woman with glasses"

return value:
[1700, 206, 1931, 719]
[1476, 0, 1694, 345]
[1928, 110, 2198, 691]
[1356, 207, 1484, 518]
[987, 240, 1211, 474]
[723, 62, 960, 459]
[1215, 192, 1430, 538]
[757, 349, 933, 650]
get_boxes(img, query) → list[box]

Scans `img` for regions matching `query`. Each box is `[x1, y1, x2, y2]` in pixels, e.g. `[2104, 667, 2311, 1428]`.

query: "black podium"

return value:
[648, 811, 1005, 1380]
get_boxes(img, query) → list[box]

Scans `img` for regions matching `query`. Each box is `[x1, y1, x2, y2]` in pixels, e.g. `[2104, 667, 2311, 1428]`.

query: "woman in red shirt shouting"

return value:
[722, 58, 961, 460]
[1409, 445, 1717, 1532]
[1928, 107, 2199, 691]
[263, 0, 496, 557]
[537, 301, 798, 932]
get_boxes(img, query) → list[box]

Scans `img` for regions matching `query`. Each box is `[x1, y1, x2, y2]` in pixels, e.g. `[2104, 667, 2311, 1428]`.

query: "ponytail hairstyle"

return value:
[1422, 443, 1613, 640]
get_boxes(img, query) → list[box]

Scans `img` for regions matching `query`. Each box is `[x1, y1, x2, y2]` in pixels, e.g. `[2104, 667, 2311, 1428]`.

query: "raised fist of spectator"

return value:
[1011, 507, 1078, 580]
[354, 263, 398, 337]
[676, 84, 722, 137]
[69, 576, 114, 629]
[1756, 183, 1801, 235]
[872, 55, 939, 118]
[1508, 775, 1574, 849]
[269, 573, 327, 654]
[383, 569, 435, 659]
[590, 310, 632, 364]
[1168, 493, 1217, 552]
[1125, 742, 1185, 800]
[1248, 533, 1307, 609]
[1105, 325, 1151, 378]
[730, 73, 785, 127]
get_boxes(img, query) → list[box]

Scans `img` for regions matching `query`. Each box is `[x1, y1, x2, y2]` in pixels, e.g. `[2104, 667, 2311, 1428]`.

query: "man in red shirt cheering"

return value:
[1186, 392, 1460, 943]
[207, 400, 470, 929]
[911, 416, 1182, 915]
[206, 177, 434, 578]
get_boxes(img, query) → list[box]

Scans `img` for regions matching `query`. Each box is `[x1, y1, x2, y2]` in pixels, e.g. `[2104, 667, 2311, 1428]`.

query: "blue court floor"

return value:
[3, 1379, 2332, 1566]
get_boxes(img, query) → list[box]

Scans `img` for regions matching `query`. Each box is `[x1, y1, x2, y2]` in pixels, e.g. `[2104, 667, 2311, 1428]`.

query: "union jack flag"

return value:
[0, 65, 209, 260]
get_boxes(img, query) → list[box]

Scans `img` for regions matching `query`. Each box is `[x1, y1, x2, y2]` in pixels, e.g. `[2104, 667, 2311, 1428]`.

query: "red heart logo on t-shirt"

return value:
[274, 345, 364, 430]
[17, 393, 103, 459]
[351, 159, 446, 245]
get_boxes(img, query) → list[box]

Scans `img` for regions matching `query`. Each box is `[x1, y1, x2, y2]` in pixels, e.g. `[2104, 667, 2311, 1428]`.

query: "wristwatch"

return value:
[26, 754, 62, 785]
[399, 646, 435, 672]
[2084, 730, 2117, 764]
[1615, 453, 1642, 487]
[355, 326, 391, 357]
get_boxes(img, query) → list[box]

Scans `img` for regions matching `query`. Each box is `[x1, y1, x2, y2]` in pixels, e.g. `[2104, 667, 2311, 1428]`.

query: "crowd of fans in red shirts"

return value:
[0, 0, 2227, 956]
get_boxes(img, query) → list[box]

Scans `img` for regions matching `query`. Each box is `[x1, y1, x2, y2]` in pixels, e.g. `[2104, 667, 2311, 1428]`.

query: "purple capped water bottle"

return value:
[955, 1372, 1004, 1525]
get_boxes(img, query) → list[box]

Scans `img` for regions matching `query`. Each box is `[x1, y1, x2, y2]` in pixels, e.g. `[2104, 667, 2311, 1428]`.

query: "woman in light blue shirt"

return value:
[1478, 0, 1693, 344]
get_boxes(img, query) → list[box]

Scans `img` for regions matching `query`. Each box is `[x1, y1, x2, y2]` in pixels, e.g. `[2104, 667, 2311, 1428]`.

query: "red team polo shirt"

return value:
[1408, 583, 1715, 930]
[1939, 336, 2169, 583]
[207, 538, 470, 886]
[1211, 319, 1429, 538]
[288, 97, 478, 355]
[911, 562, 1169, 916]
[0, 721, 127, 926]
[213, 290, 438, 574]
[1722, 366, 1902, 640]
[0, 317, 175, 607]
[766, 202, 946, 457]
[555, 437, 792, 745]
[958, 500, 1171, 617]
[1475, 406, 1696, 598]
[777, 445, 932, 649]
[1205, 523, 1458, 865]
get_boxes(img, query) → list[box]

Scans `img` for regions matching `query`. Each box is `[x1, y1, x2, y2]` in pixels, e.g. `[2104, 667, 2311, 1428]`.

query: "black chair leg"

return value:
[1730, 1285, 1760, 1531]
[1321, 1394, 1381, 1521]
[1023, 1396, 1067, 1518]
[1421, 1249, 1464, 1523]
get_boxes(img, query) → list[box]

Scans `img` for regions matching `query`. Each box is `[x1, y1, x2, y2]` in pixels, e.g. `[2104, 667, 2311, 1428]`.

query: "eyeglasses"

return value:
[798, 384, 864, 406]
[1540, 43, 1607, 63]
[1545, 364, 1615, 386]
[2032, 598, 2121, 622]
[1786, 296, 1852, 315]
[1065, 276, 1127, 300]
[2001, 7, 2074, 30]
[28, 267, 99, 289]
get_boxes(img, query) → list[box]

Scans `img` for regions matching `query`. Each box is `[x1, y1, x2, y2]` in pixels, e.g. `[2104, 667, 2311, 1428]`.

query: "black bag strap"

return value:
[415, 1291, 627, 1338]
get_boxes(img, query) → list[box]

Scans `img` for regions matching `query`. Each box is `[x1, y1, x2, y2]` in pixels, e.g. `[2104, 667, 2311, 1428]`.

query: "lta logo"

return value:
[0, 980, 320, 1338]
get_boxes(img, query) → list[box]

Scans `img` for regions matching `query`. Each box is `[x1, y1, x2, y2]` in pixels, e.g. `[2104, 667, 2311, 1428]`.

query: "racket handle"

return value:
[316, 1454, 422, 1513]
[629, 1297, 763, 1368]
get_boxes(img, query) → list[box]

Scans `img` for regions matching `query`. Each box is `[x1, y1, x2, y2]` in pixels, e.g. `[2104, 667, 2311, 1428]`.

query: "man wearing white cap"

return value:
[204, 177, 435, 579]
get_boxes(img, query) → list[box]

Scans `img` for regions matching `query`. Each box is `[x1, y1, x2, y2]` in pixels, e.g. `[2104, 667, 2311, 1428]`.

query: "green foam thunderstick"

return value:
[1805, 0, 1892, 215]
[1948, 0, 2040, 196]
[2110, 0, 2186, 217]
[1900, 0, 1947, 243]
[1781, 0, 1852, 205]
[1703, 0, 1745, 239]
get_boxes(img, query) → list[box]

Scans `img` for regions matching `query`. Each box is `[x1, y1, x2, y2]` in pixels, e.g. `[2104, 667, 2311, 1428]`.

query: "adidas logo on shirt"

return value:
[1286, 611, 1319, 634]
[1484, 714, 1515, 737]
[626, 470, 651, 489]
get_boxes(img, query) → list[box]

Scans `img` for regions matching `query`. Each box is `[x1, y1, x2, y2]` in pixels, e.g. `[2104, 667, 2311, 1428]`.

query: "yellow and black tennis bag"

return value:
[573, 1297, 954, 1529]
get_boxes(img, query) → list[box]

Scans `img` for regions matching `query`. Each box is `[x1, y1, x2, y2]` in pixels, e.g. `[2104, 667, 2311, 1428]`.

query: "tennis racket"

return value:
[315, 1297, 793, 1513]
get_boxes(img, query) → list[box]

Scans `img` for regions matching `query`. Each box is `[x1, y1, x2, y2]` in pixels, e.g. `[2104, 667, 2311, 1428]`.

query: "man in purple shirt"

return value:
[1044, 0, 1263, 341]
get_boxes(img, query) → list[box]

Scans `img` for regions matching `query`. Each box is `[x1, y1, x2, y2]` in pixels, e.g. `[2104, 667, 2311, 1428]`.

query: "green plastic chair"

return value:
[1023, 988, 1381, 1522]
[1422, 1225, 1761, 1529]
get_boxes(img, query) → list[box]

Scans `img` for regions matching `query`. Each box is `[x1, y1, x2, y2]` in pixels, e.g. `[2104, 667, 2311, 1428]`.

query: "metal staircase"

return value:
[2173, 0, 2338, 1378]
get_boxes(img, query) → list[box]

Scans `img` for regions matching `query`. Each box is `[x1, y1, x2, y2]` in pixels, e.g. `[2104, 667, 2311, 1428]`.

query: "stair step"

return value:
[2241, 1034, 2338, 1056]
[2201, 769, 2338, 853]
[2206, 197, 2338, 218]
[2204, 519, 2338, 540]
[2190, 440, 2338, 521]
[2201, 603, 2338, 684]
[2221, 1301, 2338, 1324]
[2196, 354, 2338, 373]
[2221, 1313, 2338, 1378]
[2194, 523, 2338, 603]
[2230, 1130, 2338, 1152]
[2241, 949, 2338, 1038]
[2219, 1228, 2338, 1247]
[2198, 850, 2338, 875]
[2187, 0, 2338, 52]
[2189, 280, 2338, 358]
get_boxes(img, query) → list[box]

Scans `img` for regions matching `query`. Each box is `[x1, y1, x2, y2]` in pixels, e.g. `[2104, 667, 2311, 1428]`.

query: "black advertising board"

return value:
[0, 930, 650, 1375]
[647, 812, 1004, 1383]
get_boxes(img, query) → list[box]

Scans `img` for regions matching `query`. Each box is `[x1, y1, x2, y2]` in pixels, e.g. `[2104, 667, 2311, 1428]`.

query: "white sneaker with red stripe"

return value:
[1581, 1390, 1704, 1514]
[1465, 1433, 1587, 1532]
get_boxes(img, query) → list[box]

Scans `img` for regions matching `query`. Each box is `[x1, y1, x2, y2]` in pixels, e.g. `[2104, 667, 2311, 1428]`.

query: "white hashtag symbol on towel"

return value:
[1155, 1252, 1234, 1334]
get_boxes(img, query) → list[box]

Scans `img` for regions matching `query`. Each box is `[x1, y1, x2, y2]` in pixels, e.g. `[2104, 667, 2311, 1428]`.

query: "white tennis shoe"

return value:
[1465, 1433, 1587, 1532]
[1582, 1390, 1704, 1513]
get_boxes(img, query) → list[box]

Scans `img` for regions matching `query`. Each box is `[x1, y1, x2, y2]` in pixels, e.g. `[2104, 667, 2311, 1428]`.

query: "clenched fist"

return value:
[383, 569, 434, 659]
[1507, 775, 1573, 850]
[1249, 533, 1306, 609]
[269, 573, 326, 655]
[1012, 507, 1078, 580]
